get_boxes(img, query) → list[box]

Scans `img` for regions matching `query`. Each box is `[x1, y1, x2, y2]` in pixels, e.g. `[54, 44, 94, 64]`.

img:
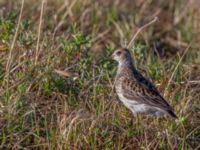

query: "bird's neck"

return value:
[117, 60, 136, 75]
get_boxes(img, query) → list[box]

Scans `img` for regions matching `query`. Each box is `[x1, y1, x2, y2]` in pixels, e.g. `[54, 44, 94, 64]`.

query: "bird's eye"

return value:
[116, 51, 121, 56]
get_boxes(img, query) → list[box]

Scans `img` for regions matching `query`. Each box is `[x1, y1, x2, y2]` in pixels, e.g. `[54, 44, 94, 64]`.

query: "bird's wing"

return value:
[121, 71, 172, 111]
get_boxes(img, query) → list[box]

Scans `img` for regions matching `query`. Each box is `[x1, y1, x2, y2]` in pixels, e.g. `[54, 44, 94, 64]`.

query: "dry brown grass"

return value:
[0, 0, 200, 149]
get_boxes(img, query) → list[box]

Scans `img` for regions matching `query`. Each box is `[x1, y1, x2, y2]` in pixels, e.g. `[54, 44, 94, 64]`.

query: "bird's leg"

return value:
[152, 116, 158, 125]
[135, 114, 140, 131]
[155, 117, 159, 126]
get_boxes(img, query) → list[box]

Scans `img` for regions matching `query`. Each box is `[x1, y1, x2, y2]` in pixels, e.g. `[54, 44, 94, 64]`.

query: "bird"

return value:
[112, 48, 177, 118]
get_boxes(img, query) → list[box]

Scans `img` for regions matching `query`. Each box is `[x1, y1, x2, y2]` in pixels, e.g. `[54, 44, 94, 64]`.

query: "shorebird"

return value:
[112, 48, 177, 118]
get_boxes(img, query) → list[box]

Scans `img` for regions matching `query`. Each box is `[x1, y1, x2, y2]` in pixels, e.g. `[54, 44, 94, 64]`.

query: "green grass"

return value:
[0, 0, 200, 149]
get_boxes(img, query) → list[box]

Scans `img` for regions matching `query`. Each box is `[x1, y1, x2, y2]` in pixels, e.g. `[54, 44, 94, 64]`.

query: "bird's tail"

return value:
[167, 110, 177, 119]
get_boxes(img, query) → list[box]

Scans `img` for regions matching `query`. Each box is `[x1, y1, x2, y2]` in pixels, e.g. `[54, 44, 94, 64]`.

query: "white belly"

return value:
[116, 86, 163, 116]
[118, 93, 147, 113]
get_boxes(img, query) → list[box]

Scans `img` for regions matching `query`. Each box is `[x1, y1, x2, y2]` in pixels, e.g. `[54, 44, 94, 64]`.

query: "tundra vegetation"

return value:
[0, 0, 200, 149]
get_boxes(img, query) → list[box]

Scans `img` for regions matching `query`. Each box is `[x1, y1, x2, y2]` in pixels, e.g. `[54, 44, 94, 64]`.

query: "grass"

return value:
[0, 0, 200, 149]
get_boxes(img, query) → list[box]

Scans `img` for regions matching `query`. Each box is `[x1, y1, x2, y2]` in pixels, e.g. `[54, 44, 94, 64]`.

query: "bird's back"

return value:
[115, 66, 177, 118]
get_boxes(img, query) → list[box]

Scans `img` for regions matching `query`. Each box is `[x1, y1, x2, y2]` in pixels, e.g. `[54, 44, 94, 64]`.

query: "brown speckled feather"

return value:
[120, 67, 172, 111]
[113, 48, 177, 118]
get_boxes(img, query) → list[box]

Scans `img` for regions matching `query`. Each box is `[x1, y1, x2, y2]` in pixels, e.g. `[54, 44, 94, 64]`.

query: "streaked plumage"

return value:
[112, 48, 177, 118]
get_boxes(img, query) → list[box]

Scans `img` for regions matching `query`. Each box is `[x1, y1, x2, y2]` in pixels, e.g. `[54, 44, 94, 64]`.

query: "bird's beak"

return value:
[111, 53, 115, 59]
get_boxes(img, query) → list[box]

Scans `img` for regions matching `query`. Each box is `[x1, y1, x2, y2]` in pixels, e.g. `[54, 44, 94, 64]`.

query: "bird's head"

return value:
[112, 48, 134, 66]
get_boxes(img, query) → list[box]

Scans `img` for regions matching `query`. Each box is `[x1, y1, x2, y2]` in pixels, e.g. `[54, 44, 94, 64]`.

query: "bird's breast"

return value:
[115, 81, 138, 105]
[115, 77, 151, 114]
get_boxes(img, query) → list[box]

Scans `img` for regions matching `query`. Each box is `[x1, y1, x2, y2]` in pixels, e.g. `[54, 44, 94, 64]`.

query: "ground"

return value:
[0, 0, 200, 149]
